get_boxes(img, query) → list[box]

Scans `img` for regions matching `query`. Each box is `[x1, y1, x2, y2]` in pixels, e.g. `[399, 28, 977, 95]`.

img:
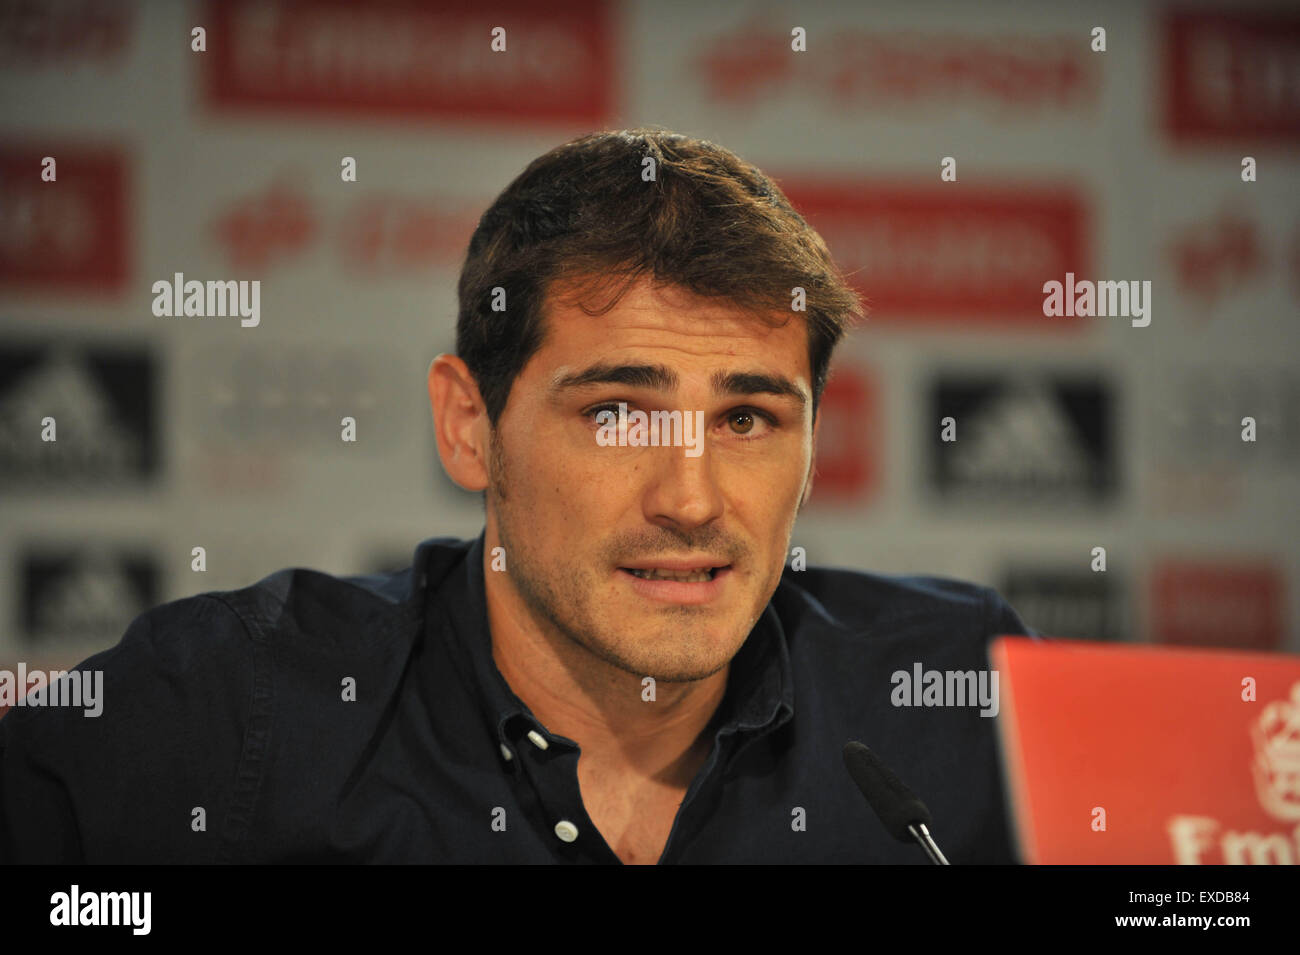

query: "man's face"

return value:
[486, 276, 816, 683]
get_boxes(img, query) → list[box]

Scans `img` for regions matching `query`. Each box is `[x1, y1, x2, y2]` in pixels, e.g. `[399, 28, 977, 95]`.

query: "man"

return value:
[1, 129, 1035, 864]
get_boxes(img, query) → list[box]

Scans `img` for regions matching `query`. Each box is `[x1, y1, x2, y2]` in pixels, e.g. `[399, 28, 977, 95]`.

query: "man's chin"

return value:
[583, 628, 743, 683]
[623, 657, 733, 685]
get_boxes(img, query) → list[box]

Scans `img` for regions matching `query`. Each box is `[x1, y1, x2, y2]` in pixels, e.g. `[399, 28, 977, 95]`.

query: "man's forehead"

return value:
[544, 360, 810, 410]
[548, 275, 792, 329]
[539, 277, 808, 363]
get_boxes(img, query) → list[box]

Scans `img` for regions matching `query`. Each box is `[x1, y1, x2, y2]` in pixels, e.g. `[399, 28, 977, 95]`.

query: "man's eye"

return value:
[585, 403, 621, 421]
[729, 411, 756, 434]
[725, 408, 774, 436]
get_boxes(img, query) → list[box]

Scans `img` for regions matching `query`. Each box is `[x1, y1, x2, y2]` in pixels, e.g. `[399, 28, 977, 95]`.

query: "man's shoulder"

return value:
[134, 534, 473, 657]
[773, 562, 1035, 643]
[3, 535, 476, 732]
[2, 591, 252, 735]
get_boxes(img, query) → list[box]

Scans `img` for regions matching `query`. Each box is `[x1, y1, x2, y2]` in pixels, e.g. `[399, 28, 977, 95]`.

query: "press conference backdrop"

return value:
[1, 0, 1297, 679]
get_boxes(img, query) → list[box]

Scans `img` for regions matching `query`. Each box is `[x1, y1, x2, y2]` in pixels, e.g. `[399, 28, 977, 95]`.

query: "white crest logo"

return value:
[1251, 681, 1300, 821]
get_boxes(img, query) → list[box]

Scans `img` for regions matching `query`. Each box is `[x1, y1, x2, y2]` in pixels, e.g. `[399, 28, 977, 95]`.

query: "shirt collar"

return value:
[426, 529, 794, 749]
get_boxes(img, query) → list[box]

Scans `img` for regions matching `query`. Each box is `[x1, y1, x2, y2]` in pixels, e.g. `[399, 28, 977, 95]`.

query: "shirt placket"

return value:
[501, 716, 622, 864]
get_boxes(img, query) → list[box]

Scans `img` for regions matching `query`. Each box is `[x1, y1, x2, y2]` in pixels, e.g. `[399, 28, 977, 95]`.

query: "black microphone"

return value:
[842, 740, 950, 864]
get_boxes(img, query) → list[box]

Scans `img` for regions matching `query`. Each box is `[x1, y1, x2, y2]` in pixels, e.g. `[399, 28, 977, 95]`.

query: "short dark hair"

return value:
[456, 127, 864, 425]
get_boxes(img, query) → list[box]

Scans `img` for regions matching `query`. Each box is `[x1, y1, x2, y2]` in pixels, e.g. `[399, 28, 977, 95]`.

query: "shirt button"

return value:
[526, 729, 549, 751]
[554, 820, 579, 843]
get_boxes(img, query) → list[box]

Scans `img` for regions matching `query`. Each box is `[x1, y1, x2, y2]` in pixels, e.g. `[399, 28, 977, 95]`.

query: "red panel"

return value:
[994, 636, 1300, 864]
[0, 142, 130, 294]
[1164, 9, 1300, 144]
[202, 0, 615, 126]
[783, 180, 1089, 325]
[1152, 560, 1286, 651]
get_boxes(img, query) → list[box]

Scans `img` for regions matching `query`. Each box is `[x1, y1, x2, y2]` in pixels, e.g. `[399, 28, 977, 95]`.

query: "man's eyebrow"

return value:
[550, 363, 678, 392]
[550, 362, 808, 409]
[712, 370, 808, 409]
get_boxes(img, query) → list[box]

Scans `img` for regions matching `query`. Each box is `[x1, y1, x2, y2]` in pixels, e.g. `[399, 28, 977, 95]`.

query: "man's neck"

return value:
[483, 552, 729, 781]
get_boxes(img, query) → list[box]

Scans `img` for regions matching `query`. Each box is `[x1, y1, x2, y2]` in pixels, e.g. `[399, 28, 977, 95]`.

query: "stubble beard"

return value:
[487, 429, 743, 684]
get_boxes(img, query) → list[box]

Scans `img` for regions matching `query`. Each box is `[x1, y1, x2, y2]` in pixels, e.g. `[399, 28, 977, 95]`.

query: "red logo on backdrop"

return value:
[339, 196, 480, 275]
[1151, 561, 1286, 651]
[1167, 207, 1265, 307]
[783, 181, 1088, 324]
[693, 17, 791, 106]
[212, 178, 317, 270]
[809, 364, 878, 504]
[202, 0, 614, 125]
[695, 17, 1096, 112]
[1164, 9, 1300, 143]
[0, 143, 129, 294]
[210, 176, 480, 275]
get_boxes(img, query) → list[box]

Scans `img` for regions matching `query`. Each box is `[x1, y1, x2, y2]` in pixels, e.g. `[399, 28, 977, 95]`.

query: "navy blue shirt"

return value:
[1, 531, 1037, 864]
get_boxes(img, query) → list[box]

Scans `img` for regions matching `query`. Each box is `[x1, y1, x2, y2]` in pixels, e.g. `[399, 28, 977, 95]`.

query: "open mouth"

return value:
[621, 566, 723, 583]
[616, 563, 733, 604]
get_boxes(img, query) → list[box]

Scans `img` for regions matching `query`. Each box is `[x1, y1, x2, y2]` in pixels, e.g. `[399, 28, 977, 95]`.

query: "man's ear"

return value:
[428, 354, 490, 492]
[799, 407, 820, 510]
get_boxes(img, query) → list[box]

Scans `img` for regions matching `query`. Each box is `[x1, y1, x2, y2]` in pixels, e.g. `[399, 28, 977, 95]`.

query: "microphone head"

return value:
[842, 740, 933, 843]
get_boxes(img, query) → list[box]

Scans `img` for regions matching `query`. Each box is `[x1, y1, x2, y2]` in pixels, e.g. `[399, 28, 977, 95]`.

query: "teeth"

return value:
[627, 567, 715, 583]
